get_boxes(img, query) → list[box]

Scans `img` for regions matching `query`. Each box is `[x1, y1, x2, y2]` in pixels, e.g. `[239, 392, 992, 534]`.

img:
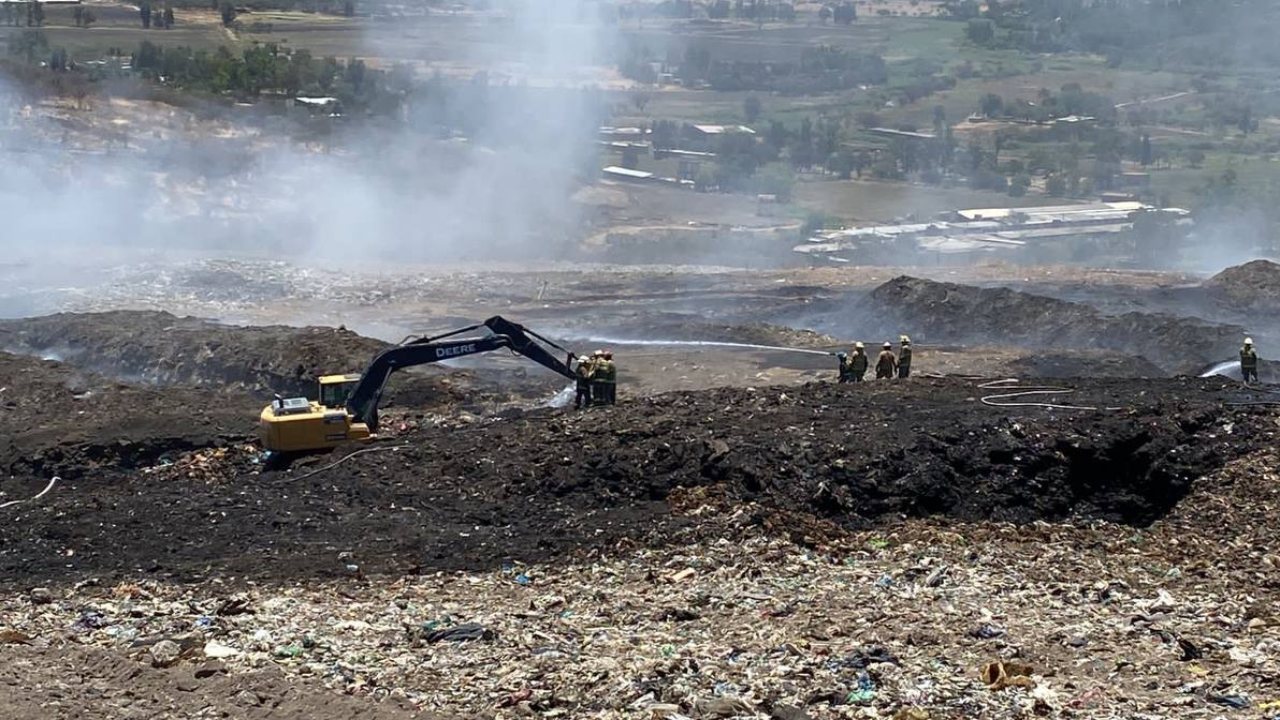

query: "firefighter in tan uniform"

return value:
[875, 341, 898, 380]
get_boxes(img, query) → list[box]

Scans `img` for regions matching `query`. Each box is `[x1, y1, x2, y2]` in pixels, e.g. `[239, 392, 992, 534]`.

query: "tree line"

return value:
[1, 1, 44, 27]
[950, 0, 1280, 70]
[622, 42, 886, 94]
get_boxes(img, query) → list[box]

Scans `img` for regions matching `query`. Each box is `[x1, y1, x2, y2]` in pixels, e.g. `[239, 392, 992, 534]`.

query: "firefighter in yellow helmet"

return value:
[1240, 337, 1259, 385]
[841, 341, 868, 382]
[573, 352, 596, 409]
[597, 350, 617, 405]
[588, 350, 608, 405]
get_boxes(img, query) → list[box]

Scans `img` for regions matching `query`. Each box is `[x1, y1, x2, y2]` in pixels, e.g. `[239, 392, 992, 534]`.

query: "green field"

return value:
[7, 3, 1276, 221]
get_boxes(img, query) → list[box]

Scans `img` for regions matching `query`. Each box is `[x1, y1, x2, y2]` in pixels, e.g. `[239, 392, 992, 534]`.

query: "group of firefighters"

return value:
[569, 336, 1264, 409]
[572, 349, 617, 409]
[837, 335, 913, 383]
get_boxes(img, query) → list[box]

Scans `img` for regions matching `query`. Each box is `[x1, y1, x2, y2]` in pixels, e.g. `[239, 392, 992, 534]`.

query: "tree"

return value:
[833, 2, 856, 25]
[162, 4, 174, 27]
[1239, 104, 1255, 135]
[219, 0, 235, 26]
[10, 28, 46, 62]
[140, 1, 152, 29]
[1009, 173, 1031, 197]
[1131, 209, 1186, 267]
[1045, 174, 1068, 197]
[855, 111, 882, 129]
[1187, 148, 1206, 168]
[979, 93, 1003, 118]
[72, 5, 81, 26]
[829, 150, 855, 180]
[791, 117, 814, 169]
[818, 5, 831, 23]
[81, 8, 94, 27]
[26, 1, 44, 27]
[754, 162, 795, 201]
[800, 210, 827, 239]
[743, 95, 762, 123]
[1139, 134, 1153, 167]
[966, 19, 994, 45]
[766, 120, 787, 151]
[343, 0, 354, 17]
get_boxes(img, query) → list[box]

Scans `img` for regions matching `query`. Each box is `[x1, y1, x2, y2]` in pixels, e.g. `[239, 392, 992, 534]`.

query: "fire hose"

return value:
[0, 476, 59, 510]
[977, 379, 1120, 411]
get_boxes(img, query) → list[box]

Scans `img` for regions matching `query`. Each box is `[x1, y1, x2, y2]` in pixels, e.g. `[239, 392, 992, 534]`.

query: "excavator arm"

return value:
[259, 315, 579, 454]
[345, 316, 577, 431]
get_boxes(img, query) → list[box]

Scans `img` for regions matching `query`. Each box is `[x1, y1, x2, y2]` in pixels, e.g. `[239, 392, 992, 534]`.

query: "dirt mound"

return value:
[1006, 350, 1165, 378]
[0, 645, 421, 720]
[1, 377, 1261, 585]
[0, 310, 554, 411]
[0, 352, 255, 486]
[639, 320, 838, 348]
[865, 276, 1242, 374]
[0, 311, 395, 397]
[1205, 259, 1280, 307]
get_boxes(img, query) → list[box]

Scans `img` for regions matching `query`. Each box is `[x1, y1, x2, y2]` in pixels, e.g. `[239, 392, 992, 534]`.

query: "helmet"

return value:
[883, 341, 892, 349]
[900, 335, 911, 345]
[854, 341, 864, 350]
[593, 349, 604, 356]
[603, 351, 613, 360]
[1245, 337, 1254, 346]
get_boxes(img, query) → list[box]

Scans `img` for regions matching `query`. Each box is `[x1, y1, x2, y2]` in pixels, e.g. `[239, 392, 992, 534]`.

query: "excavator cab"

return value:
[318, 374, 361, 409]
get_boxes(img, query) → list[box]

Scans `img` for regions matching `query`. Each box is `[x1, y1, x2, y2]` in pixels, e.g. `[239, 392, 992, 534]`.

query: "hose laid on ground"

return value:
[0, 476, 59, 510]
[977, 379, 1112, 411]
[287, 445, 411, 482]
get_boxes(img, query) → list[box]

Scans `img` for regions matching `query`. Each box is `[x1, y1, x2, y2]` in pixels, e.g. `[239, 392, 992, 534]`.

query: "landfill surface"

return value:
[1, 261, 1279, 719]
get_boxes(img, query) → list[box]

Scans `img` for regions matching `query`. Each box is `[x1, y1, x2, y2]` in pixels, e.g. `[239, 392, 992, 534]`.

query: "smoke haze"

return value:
[0, 1, 615, 280]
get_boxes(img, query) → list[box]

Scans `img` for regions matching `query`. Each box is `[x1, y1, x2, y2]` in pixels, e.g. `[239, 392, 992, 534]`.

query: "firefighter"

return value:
[590, 350, 616, 405]
[588, 350, 607, 404]
[848, 341, 869, 382]
[1241, 337, 1259, 385]
[898, 335, 913, 379]
[599, 350, 618, 404]
[875, 341, 897, 380]
[573, 353, 595, 409]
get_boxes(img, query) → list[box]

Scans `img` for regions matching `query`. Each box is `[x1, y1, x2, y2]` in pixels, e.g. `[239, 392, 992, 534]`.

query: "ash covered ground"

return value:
[1, 258, 1279, 719]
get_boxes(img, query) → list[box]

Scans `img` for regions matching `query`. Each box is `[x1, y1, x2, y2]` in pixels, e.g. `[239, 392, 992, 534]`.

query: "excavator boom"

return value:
[259, 316, 577, 454]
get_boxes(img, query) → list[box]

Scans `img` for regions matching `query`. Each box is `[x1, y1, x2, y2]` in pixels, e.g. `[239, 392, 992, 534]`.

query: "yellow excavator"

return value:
[259, 316, 578, 454]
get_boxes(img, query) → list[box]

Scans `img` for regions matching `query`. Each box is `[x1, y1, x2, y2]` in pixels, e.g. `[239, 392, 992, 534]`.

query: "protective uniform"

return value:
[574, 355, 595, 409]
[849, 342, 868, 382]
[898, 335, 912, 379]
[875, 342, 897, 380]
[592, 350, 616, 405]
[1241, 338, 1259, 384]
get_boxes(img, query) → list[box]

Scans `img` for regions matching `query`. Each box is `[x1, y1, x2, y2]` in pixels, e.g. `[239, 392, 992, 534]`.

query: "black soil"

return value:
[863, 276, 1244, 374]
[0, 352, 255, 482]
[0, 375, 1264, 587]
[0, 310, 565, 410]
